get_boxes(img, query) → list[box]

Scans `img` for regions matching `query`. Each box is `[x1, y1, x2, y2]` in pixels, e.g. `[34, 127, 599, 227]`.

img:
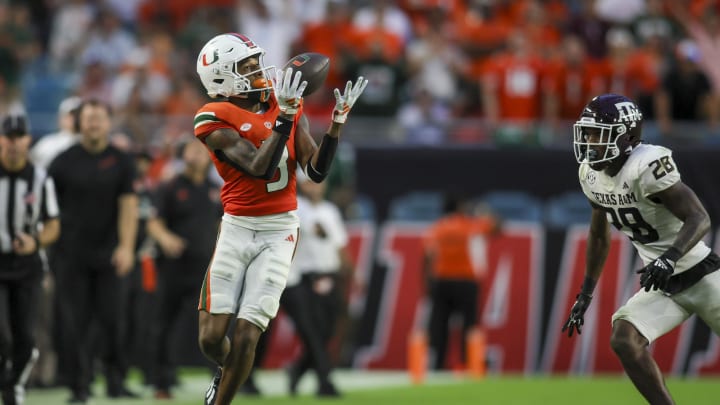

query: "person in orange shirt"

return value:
[481, 31, 550, 133]
[422, 194, 499, 370]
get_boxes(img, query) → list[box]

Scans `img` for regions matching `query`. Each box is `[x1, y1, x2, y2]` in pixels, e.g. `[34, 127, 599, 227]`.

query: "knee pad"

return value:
[258, 295, 279, 318]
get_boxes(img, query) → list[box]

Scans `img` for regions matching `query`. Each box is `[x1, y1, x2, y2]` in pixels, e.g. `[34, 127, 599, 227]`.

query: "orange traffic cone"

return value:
[466, 327, 486, 378]
[407, 329, 428, 384]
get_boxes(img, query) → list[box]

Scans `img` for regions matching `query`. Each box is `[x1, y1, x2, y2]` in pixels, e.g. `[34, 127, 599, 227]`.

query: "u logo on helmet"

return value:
[202, 50, 219, 66]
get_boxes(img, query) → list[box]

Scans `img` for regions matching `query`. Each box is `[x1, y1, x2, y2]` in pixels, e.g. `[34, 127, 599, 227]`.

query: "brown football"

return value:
[283, 52, 330, 96]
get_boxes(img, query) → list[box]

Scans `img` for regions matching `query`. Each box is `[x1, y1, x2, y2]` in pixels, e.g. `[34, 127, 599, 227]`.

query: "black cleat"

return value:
[204, 367, 222, 405]
[107, 385, 140, 399]
[317, 381, 341, 398]
[286, 365, 301, 396]
[2, 386, 18, 405]
[66, 392, 88, 404]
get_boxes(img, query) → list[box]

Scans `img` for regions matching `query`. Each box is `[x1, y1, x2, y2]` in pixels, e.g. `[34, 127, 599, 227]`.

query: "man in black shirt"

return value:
[48, 99, 139, 404]
[147, 140, 222, 399]
[0, 115, 60, 405]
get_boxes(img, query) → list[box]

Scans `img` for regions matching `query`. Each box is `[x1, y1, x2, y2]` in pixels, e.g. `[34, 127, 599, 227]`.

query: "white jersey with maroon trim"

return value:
[578, 143, 710, 274]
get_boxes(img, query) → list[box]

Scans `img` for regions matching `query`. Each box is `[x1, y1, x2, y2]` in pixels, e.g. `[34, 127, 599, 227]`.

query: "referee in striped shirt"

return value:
[0, 115, 60, 405]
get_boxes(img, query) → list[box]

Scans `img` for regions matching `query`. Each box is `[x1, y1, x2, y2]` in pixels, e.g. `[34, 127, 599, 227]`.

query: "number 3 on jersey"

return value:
[266, 146, 289, 193]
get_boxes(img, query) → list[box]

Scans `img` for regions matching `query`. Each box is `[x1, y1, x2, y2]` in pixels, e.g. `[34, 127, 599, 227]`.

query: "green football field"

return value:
[24, 369, 720, 405]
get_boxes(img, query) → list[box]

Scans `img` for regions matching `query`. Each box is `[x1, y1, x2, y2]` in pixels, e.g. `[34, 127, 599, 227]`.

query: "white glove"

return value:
[274, 68, 307, 116]
[332, 76, 369, 124]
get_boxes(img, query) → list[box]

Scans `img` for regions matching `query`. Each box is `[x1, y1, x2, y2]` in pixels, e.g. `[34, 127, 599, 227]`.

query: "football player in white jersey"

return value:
[562, 94, 720, 405]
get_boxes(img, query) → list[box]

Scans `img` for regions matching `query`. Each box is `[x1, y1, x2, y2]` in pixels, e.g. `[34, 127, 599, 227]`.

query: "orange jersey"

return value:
[482, 53, 547, 121]
[193, 98, 301, 216]
[423, 214, 496, 280]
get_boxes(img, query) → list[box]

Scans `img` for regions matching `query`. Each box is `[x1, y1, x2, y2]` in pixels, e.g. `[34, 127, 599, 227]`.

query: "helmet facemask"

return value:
[228, 54, 274, 101]
[573, 120, 630, 165]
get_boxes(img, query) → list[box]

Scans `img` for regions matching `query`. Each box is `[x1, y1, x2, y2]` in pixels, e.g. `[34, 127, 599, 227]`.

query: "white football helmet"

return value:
[196, 33, 274, 98]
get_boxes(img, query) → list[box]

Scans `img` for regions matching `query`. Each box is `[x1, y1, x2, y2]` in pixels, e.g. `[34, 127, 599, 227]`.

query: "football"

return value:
[282, 52, 330, 96]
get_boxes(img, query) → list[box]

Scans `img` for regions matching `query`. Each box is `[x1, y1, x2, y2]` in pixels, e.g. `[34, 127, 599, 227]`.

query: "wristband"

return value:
[273, 116, 294, 137]
[662, 247, 683, 263]
[580, 276, 596, 296]
[33, 235, 41, 251]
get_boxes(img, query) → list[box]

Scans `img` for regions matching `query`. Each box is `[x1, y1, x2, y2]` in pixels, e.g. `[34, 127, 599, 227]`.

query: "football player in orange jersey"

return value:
[193, 33, 367, 405]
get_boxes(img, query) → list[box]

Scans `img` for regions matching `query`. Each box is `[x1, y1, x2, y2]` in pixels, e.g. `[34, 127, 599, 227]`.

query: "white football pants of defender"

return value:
[612, 269, 720, 343]
[199, 214, 299, 331]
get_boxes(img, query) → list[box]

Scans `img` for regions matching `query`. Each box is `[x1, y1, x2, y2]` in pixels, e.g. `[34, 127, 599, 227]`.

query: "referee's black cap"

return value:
[1, 115, 30, 138]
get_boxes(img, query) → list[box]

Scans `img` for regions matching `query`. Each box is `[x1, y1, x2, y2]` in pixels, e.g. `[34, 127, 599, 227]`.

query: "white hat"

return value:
[58, 96, 82, 115]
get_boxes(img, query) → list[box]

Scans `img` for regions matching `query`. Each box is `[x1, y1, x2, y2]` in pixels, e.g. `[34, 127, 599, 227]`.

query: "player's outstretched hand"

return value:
[636, 255, 675, 292]
[274, 67, 308, 116]
[562, 293, 592, 337]
[332, 77, 369, 124]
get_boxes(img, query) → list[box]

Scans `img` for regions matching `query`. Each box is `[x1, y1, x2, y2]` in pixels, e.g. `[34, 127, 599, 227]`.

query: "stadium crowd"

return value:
[2, 0, 720, 149]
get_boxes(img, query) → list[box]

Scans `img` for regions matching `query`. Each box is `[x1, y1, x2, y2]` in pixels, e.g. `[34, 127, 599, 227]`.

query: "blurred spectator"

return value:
[566, 0, 612, 60]
[632, 0, 678, 47]
[405, 7, 468, 106]
[422, 194, 499, 370]
[655, 39, 716, 135]
[285, 172, 351, 397]
[176, 7, 234, 57]
[75, 60, 113, 105]
[352, 0, 413, 45]
[454, 1, 512, 65]
[23, 0, 52, 52]
[80, 8, 136, 73]
[668, 2, 720, 109]
[293, 0, 355, 91]
[298, 0, 336, 24]
[29, 96, 82, 170]
[0, 3, 21, 93]
[344, 38, 406, 117]
[48, 0, 95, 73]
[103, 0, 144, 28]
[234, 0, 302, 70]
[600, 28, 660, 111]
[122, 149, 157, 387]
[147, 140, 221, 399]
[517, 0, 563, 59]
[396, 86, 451, 145]
[137, 0, 234, 33]
[163, 75, 205, 117]
[481, 30, 549, 142]
[2, 4, 41, 67]
[0, 78, 24, 118]
[49, 100, 138, 403]
[276, 195, 335, 398]
[594, 0, 646, 26]
[111, 47, 171, 113]
[545, 35, 605, 121]
[324, 143, 358, 221]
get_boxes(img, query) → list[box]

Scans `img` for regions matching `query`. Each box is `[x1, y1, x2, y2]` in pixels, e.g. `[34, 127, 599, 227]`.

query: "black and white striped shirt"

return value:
[0, 164, 59, 254]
